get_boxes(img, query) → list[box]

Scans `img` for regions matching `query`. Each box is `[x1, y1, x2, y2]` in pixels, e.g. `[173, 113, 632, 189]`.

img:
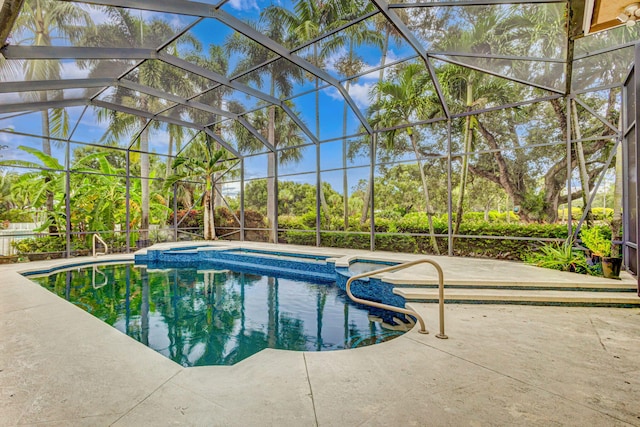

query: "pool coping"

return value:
[2, 241, 640, 425]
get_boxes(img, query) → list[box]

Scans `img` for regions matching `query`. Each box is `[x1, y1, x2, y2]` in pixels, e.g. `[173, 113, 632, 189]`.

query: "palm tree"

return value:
[3, 0, 93, 231]
[165, 134, 230, 240]
[331, 3, 383, 229]
[359, 10, 409, 224]
[226, 6, 305, 243]
[432, 6, 518, 238]
[183, 44, 233, 208]
[283, 0, 347, 220]
[369, 63, 441, 254]
[0, 145, 109, 232]
[81, 9, 198, 244]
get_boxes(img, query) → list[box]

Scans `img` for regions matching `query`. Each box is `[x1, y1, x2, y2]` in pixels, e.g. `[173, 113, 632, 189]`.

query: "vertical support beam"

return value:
[173, 184, 178, 242]
[273, 151, 279, 244]
[622, 115, 630, 270]
[635, 43, 640, 289]
[566, 97, 573, 240]
[126, 151, 131, 253]
[65, 140, 72, 258]
[447, 120, 453, 256]
[316, 142, 321, 247]
[370, 133, 377, 252]
[240, 158, 245, 242]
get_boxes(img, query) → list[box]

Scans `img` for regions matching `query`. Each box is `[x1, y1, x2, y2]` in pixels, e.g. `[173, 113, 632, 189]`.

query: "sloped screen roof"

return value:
[0, 0, 638, 157]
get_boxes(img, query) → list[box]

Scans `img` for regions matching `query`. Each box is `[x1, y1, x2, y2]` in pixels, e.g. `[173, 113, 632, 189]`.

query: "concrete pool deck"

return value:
[1, 242, 640, 426]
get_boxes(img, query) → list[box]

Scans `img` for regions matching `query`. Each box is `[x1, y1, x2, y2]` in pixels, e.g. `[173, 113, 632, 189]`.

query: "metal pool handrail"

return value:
[92, 234, 108, 257]
[345, 258, 448, 339]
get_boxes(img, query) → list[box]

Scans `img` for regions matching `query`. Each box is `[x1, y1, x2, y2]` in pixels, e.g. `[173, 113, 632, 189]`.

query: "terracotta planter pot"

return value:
[602, 256, 622, 279]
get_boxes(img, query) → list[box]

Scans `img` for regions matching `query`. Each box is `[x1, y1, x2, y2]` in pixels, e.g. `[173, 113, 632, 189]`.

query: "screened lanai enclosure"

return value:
[0, 0, 639, 276]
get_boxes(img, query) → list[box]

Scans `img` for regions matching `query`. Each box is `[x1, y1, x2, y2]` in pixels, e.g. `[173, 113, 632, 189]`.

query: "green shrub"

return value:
[280, 214, 585, 261]
[525, 242, 589, 273]
[557, 207, 582, 220]
[375, 234, 418, 253]
[278, 215, 308, 230]
[12, 236, 66, 254]
[396, 212, 447, 234]
[0, 209, 35, 223]
[579, 226, 612, 257]
[169, 208, 203, 229]
[591, 207, 613, 221]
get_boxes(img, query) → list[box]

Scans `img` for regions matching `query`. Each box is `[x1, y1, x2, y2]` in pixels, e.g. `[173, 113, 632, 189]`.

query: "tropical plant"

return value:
[3, 0, 93, 230]
[165, 134, 230, 240]
[79, 8, 199, 243]
[579, 227, 611, 257]
[226, 6, 306, 242]
[281, 0, 348, 219]
[368, 63, 442, 254]
[525, 241, 588, 273]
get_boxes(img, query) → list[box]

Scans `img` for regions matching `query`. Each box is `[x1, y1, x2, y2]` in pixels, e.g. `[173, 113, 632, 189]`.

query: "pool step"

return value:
[394, 287, 640, 307]
[391, 281, 637, 293]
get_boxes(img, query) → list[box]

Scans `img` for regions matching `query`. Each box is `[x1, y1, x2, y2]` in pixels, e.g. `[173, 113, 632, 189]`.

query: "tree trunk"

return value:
[203, 176, 216, 240]
[361, 29, 389, 225]
[313, 44, 330, 220]
[571, 99, 592, 225]
[140, 127, 150, 242]
[454, 85, 474, 238]
[267, 105, 276, 243]
[411, 133, 440, 255]
[474, 120, 530, 220]
[40, 95, 57, 233]
[214, 124, 223, 209]
[165, 132, 174, 226]
[342, 79, 350, 230]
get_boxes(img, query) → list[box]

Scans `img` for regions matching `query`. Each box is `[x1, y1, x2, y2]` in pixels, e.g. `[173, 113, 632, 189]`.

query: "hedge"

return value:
[280, 220, 573, 260]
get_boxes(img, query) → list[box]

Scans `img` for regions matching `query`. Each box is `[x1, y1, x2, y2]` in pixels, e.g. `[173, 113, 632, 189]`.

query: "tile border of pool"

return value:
[2, 241, 639, 425]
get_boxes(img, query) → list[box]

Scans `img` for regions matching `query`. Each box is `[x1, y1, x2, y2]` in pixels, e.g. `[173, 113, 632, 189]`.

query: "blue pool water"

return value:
[30, 263, 407, 366]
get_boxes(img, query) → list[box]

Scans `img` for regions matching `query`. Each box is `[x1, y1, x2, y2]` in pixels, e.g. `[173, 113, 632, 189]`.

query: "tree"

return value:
[3, 0, 93, 231]
[332, 2, 383, 229]
[80, 8, 198, 243]
[359, 10, 409, 224]
[282, 0, 348, 219]
[369, 63, 441, 254]
[165, 134, 230, 240]
[227, 6, 306, 242]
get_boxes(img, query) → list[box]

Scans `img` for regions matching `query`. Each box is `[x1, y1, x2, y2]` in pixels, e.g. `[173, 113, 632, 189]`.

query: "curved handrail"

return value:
[345, 258, 448, 339]
[92, 234, 108, 257]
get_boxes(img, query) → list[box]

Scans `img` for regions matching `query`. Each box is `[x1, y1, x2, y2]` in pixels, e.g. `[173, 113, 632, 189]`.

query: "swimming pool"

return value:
[29, 263, 408, 366]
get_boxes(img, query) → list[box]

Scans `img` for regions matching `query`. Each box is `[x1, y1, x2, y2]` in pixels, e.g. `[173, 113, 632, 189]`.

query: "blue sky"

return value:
[0, 1, 419, 196]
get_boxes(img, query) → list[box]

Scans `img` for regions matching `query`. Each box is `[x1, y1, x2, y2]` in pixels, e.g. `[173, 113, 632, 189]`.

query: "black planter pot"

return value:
[602, 256, 622, 279]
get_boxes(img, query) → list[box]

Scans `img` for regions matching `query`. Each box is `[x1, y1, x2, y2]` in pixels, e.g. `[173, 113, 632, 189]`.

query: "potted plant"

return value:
[580, 227, 621, 279]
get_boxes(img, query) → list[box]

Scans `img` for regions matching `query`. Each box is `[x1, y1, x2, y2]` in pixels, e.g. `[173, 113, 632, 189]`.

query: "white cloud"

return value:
[324, 80, 374, 111]
[227, 0, 259, 11]
[87, 8, 110, 25]
[61, 61, 90, 79]
[0, 93, 23, 104]
[0, 131, 12, 143]
[323, 47, 347, 74]
[347, 82, 374, 109]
